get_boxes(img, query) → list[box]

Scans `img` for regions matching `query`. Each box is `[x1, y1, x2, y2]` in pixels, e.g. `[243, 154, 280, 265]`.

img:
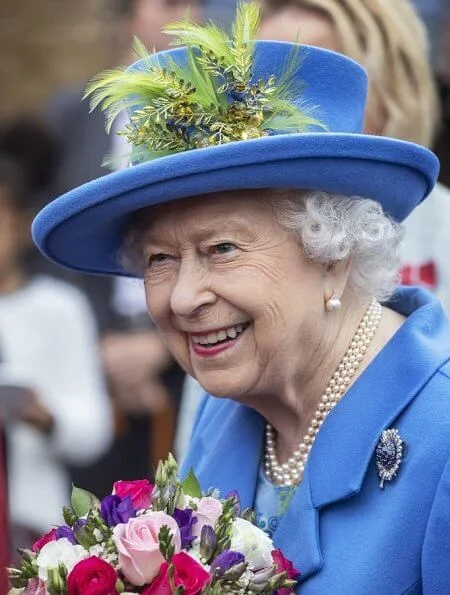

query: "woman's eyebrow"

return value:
[194, 221, 254, 241]
[146, 219, 255, 244]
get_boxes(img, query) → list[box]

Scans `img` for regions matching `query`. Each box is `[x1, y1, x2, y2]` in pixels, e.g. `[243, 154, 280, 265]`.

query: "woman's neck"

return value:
[252, 299, 405, 464]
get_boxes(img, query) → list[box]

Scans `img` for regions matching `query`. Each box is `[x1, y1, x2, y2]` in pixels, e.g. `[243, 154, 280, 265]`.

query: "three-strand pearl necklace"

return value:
[264, 299, 383, 486]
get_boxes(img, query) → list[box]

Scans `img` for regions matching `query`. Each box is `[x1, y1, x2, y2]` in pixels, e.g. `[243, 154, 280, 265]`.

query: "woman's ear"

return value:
[323, 258, 352, 303]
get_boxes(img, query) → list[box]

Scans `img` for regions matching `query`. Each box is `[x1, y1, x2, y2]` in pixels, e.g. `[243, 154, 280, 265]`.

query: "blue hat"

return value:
[32, 9, 439, 277]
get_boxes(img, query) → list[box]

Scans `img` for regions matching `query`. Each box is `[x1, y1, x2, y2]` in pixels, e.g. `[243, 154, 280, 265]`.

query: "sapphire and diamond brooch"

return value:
[376, 428, 406, 489]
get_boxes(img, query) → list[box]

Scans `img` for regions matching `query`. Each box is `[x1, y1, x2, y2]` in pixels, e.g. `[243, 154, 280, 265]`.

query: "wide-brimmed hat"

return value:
[32, 4, 439, 277]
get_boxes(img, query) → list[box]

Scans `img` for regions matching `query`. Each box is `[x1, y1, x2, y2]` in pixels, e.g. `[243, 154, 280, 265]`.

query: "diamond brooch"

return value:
[376, 428, 406, 489]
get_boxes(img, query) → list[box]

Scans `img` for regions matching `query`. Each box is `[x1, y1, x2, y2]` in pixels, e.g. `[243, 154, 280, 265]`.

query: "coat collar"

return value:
[190, 287, 450, 583]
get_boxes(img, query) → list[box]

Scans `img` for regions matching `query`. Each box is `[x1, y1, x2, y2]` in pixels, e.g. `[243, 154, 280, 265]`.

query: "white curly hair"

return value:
[272, 189, 404, 301]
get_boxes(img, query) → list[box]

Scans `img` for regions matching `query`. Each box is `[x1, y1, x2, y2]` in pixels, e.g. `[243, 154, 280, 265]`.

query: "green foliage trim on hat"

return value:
[85, 1, 325, 166]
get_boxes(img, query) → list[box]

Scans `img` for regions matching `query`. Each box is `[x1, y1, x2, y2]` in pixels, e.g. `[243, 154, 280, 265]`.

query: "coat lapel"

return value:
[194, 399, 265, 509]
[274, 468, 323, 581]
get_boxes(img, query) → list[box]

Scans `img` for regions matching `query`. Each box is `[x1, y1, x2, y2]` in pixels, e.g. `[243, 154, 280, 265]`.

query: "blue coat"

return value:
[182, 287, 450, 594]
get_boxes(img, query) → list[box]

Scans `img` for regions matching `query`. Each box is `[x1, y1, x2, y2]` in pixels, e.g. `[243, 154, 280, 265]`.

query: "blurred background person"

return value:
[0, 116, 113, 555]
[175, 0, 450, 462]
[38, 0, 204, 497]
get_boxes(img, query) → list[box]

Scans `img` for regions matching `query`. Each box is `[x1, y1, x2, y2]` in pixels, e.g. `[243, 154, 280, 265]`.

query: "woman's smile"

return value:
[189, 322, 250, 358]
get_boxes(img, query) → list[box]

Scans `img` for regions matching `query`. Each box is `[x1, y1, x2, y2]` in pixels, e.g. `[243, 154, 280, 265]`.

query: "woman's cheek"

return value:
[144, 263, 178, 287]
[145, 276, 176, 318]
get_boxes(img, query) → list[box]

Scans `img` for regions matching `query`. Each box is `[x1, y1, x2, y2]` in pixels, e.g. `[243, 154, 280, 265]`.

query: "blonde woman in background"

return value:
[260, 0, 450, 315]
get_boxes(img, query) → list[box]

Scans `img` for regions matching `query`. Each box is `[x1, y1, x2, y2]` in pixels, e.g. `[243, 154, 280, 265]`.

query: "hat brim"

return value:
[32, 132, 439, 276]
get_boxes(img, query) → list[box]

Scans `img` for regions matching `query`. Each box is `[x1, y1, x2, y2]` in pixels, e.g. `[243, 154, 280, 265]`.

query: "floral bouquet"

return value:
[8, 455, 299, 594]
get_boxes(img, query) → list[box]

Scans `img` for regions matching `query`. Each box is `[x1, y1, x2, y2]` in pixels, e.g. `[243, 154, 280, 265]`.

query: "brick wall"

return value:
[0, 0, 117, 118]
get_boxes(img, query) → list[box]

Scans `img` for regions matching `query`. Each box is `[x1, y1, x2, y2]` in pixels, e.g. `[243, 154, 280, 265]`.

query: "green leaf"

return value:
[71, 485, 98, 518]
[181, 467, 202, 498]
[158, 525, 175, 562]
[62, 506, 78, 527]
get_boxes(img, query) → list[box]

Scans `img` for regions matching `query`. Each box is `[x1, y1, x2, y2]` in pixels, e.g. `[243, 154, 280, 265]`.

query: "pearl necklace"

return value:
[265, 299, 382, 486]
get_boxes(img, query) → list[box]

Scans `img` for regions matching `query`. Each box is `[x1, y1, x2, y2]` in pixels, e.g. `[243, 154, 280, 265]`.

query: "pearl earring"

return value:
[326, 295, 342, 312]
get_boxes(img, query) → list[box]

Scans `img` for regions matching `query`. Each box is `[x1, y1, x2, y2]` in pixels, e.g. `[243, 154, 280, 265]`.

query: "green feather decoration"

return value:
[84, 1, 326, 167]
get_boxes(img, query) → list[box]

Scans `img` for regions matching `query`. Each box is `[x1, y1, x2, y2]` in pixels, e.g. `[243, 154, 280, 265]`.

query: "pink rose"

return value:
[142, 552, 210, 595]
[32, 529, 57, 552]
[272, 548, 300, 595]
[24, 578, 46, 595]
[113, 479, 153, 510]
[191, 497, 223, 540]
[112, 512, 181, 586]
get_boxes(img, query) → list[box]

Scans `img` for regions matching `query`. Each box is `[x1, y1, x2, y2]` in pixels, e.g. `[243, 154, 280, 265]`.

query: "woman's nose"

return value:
[169, 259, 216, 317]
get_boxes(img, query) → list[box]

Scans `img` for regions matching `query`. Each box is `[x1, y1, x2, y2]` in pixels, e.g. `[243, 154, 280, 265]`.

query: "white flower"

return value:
[37, 538, 88, 581]
[88, 543, 105, 558]
[229, 518, 274, 570]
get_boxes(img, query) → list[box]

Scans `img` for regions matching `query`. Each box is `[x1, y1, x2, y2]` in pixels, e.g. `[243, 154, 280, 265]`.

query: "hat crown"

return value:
[127, 41, 368, 137]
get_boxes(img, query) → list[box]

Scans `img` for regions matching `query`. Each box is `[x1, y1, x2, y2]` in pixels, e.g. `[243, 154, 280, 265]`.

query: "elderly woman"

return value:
[33, 4, 450, 593]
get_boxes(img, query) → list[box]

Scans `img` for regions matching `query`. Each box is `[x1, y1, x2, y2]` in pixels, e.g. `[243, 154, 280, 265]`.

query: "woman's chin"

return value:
[194, 371, 254, 399]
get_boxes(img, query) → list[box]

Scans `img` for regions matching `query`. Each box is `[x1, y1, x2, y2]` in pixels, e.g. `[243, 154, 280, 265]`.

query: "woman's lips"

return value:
[189, 323, 250, 357]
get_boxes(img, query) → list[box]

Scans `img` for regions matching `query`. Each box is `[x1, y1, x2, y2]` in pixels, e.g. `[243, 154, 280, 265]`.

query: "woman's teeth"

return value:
[191, 324, 247, 345]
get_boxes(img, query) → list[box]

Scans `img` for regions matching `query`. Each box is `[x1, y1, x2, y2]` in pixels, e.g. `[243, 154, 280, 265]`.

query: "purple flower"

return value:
[211, 550, 245, 576]
[100, 495, 136, 527]
[55, 525, 76, 544]
[173, 507, 197, 548]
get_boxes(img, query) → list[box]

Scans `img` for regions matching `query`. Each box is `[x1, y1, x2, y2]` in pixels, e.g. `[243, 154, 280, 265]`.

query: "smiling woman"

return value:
[31, 3, 450, 593]
[119, 187, 403, 405]
[119, 187, 403, 414]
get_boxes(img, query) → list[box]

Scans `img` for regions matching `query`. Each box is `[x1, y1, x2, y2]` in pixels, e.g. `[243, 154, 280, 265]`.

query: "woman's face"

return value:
[141, 190, 330, 399]
[259, 6, 341, 52]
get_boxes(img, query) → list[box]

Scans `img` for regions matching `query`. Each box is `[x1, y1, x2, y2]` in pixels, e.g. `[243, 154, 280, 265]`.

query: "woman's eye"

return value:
[213, 242, 237, 255]
[147, 253, 171, 266]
